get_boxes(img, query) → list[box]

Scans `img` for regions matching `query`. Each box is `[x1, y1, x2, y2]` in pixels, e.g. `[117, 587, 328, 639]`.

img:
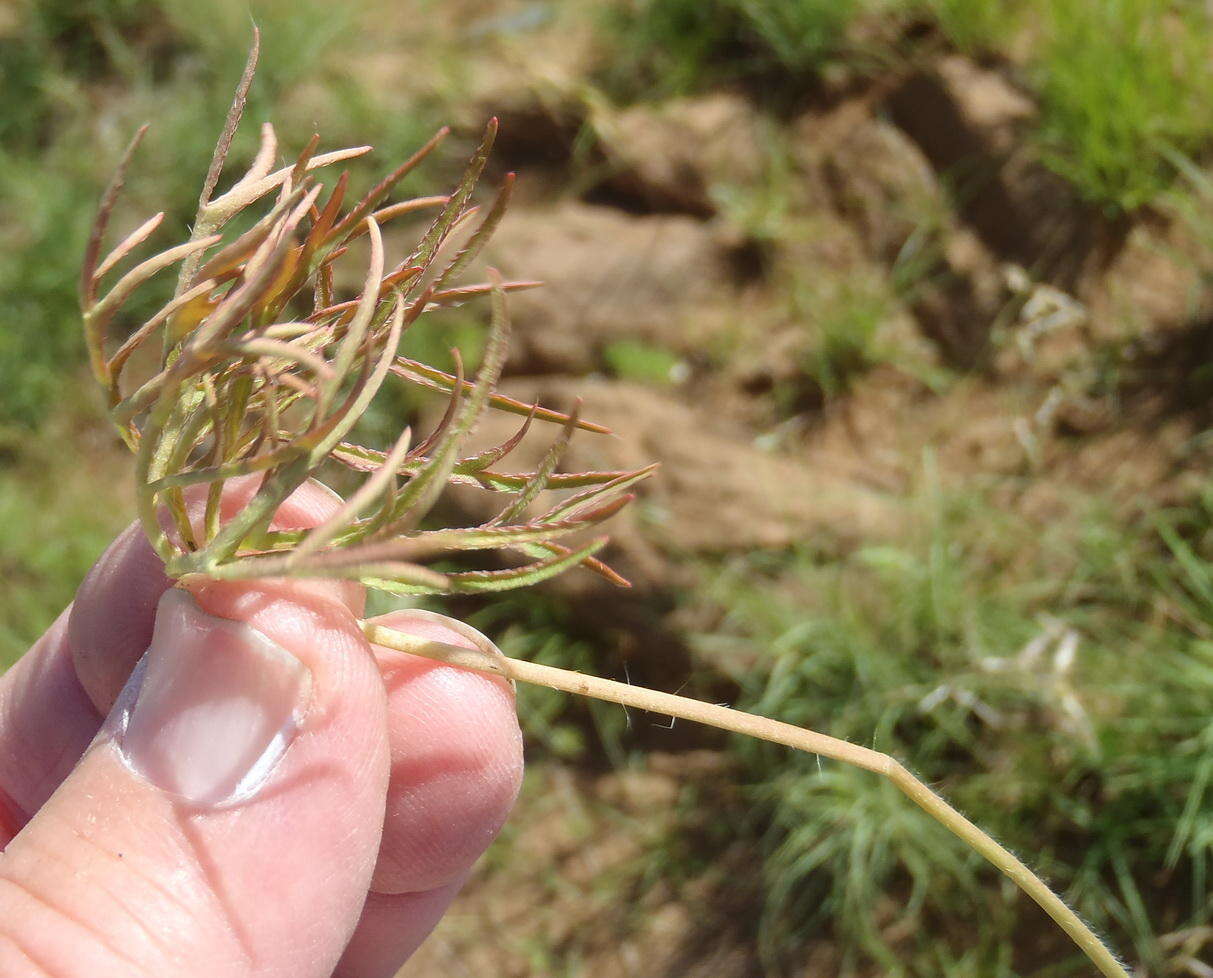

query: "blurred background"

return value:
[4, 0, 1213, 974]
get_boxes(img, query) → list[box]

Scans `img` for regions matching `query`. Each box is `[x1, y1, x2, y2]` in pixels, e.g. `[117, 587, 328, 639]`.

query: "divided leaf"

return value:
[81, 47, 647, 595]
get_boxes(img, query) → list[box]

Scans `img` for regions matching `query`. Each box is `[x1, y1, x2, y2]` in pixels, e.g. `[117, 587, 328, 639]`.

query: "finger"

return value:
[365, 610, 523, 893]
[337, 880, 467, 978]
[67, 519, 172, 716]
[0, 608, 100, 848]
[0, 478, 358, 844]
[69, 476, 363, 715]
[0, 579, 390, 978]
[335, 610, 523, 978]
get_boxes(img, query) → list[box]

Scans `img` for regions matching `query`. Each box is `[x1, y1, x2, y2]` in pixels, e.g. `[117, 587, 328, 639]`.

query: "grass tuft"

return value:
[598, 0, 857, 97]
[686, 470, 1213, 973]
[1036, 0, 1213, 214]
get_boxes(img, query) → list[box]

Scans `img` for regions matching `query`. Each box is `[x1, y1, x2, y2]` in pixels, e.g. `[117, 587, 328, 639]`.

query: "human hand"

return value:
[0, 480, 524, 977]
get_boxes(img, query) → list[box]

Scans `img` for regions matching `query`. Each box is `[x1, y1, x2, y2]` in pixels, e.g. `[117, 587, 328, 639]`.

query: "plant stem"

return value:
[362, 620, 1130, 978]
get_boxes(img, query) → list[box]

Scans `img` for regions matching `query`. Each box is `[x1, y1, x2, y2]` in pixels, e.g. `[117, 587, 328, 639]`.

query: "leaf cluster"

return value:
[80, 34, 650, 596]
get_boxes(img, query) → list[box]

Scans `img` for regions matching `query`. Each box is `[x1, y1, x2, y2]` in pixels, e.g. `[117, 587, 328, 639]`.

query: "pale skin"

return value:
[0, 481, 524, 978]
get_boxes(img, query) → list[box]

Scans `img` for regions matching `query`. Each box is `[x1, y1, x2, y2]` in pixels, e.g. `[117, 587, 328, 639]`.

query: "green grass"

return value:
[0, 156, 101, 428]
[597, 0, 857, 98]
[795, 275, 894, 401]
[0, 406, 130, 666]
[921, 0, 1025, 53]
[683, 468, 1213, 974]
[602, 339, 685, 386]
[1035, 0, 1213, 214]
[916, 0, 1213, 208]
[450, 457, 1213, 974]
[599, 0, 1213, 215]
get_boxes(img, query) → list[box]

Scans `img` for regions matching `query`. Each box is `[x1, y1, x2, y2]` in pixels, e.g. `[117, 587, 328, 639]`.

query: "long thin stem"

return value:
[362, 621, 1130, 978]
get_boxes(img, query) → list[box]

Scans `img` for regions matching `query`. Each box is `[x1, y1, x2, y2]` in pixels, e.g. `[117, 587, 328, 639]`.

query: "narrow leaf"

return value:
[330, 126, 450, 243]
[406, 117, 497, 272]
[376, 270, 511, 535]
[432, 172, 515, 291]
[391, 357, 610, 434]
[536, 463, 658, 524]
[441, 537, 608, 594]
[197, 27, 260, 212]
[292, 425, 413, 563]
[488, 401, 579, 526]
[323, 215, 383, 408]
[94, 212, 165, 283]
[81, 123, 149, 307]
[459, 406, 534, 472]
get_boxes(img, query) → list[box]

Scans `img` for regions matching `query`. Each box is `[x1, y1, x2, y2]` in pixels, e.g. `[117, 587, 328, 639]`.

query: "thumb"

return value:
[0, 582, 390, 978]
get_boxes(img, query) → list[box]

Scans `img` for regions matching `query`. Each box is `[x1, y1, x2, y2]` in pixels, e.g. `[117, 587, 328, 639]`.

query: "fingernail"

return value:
[114, 588, 312, 807]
